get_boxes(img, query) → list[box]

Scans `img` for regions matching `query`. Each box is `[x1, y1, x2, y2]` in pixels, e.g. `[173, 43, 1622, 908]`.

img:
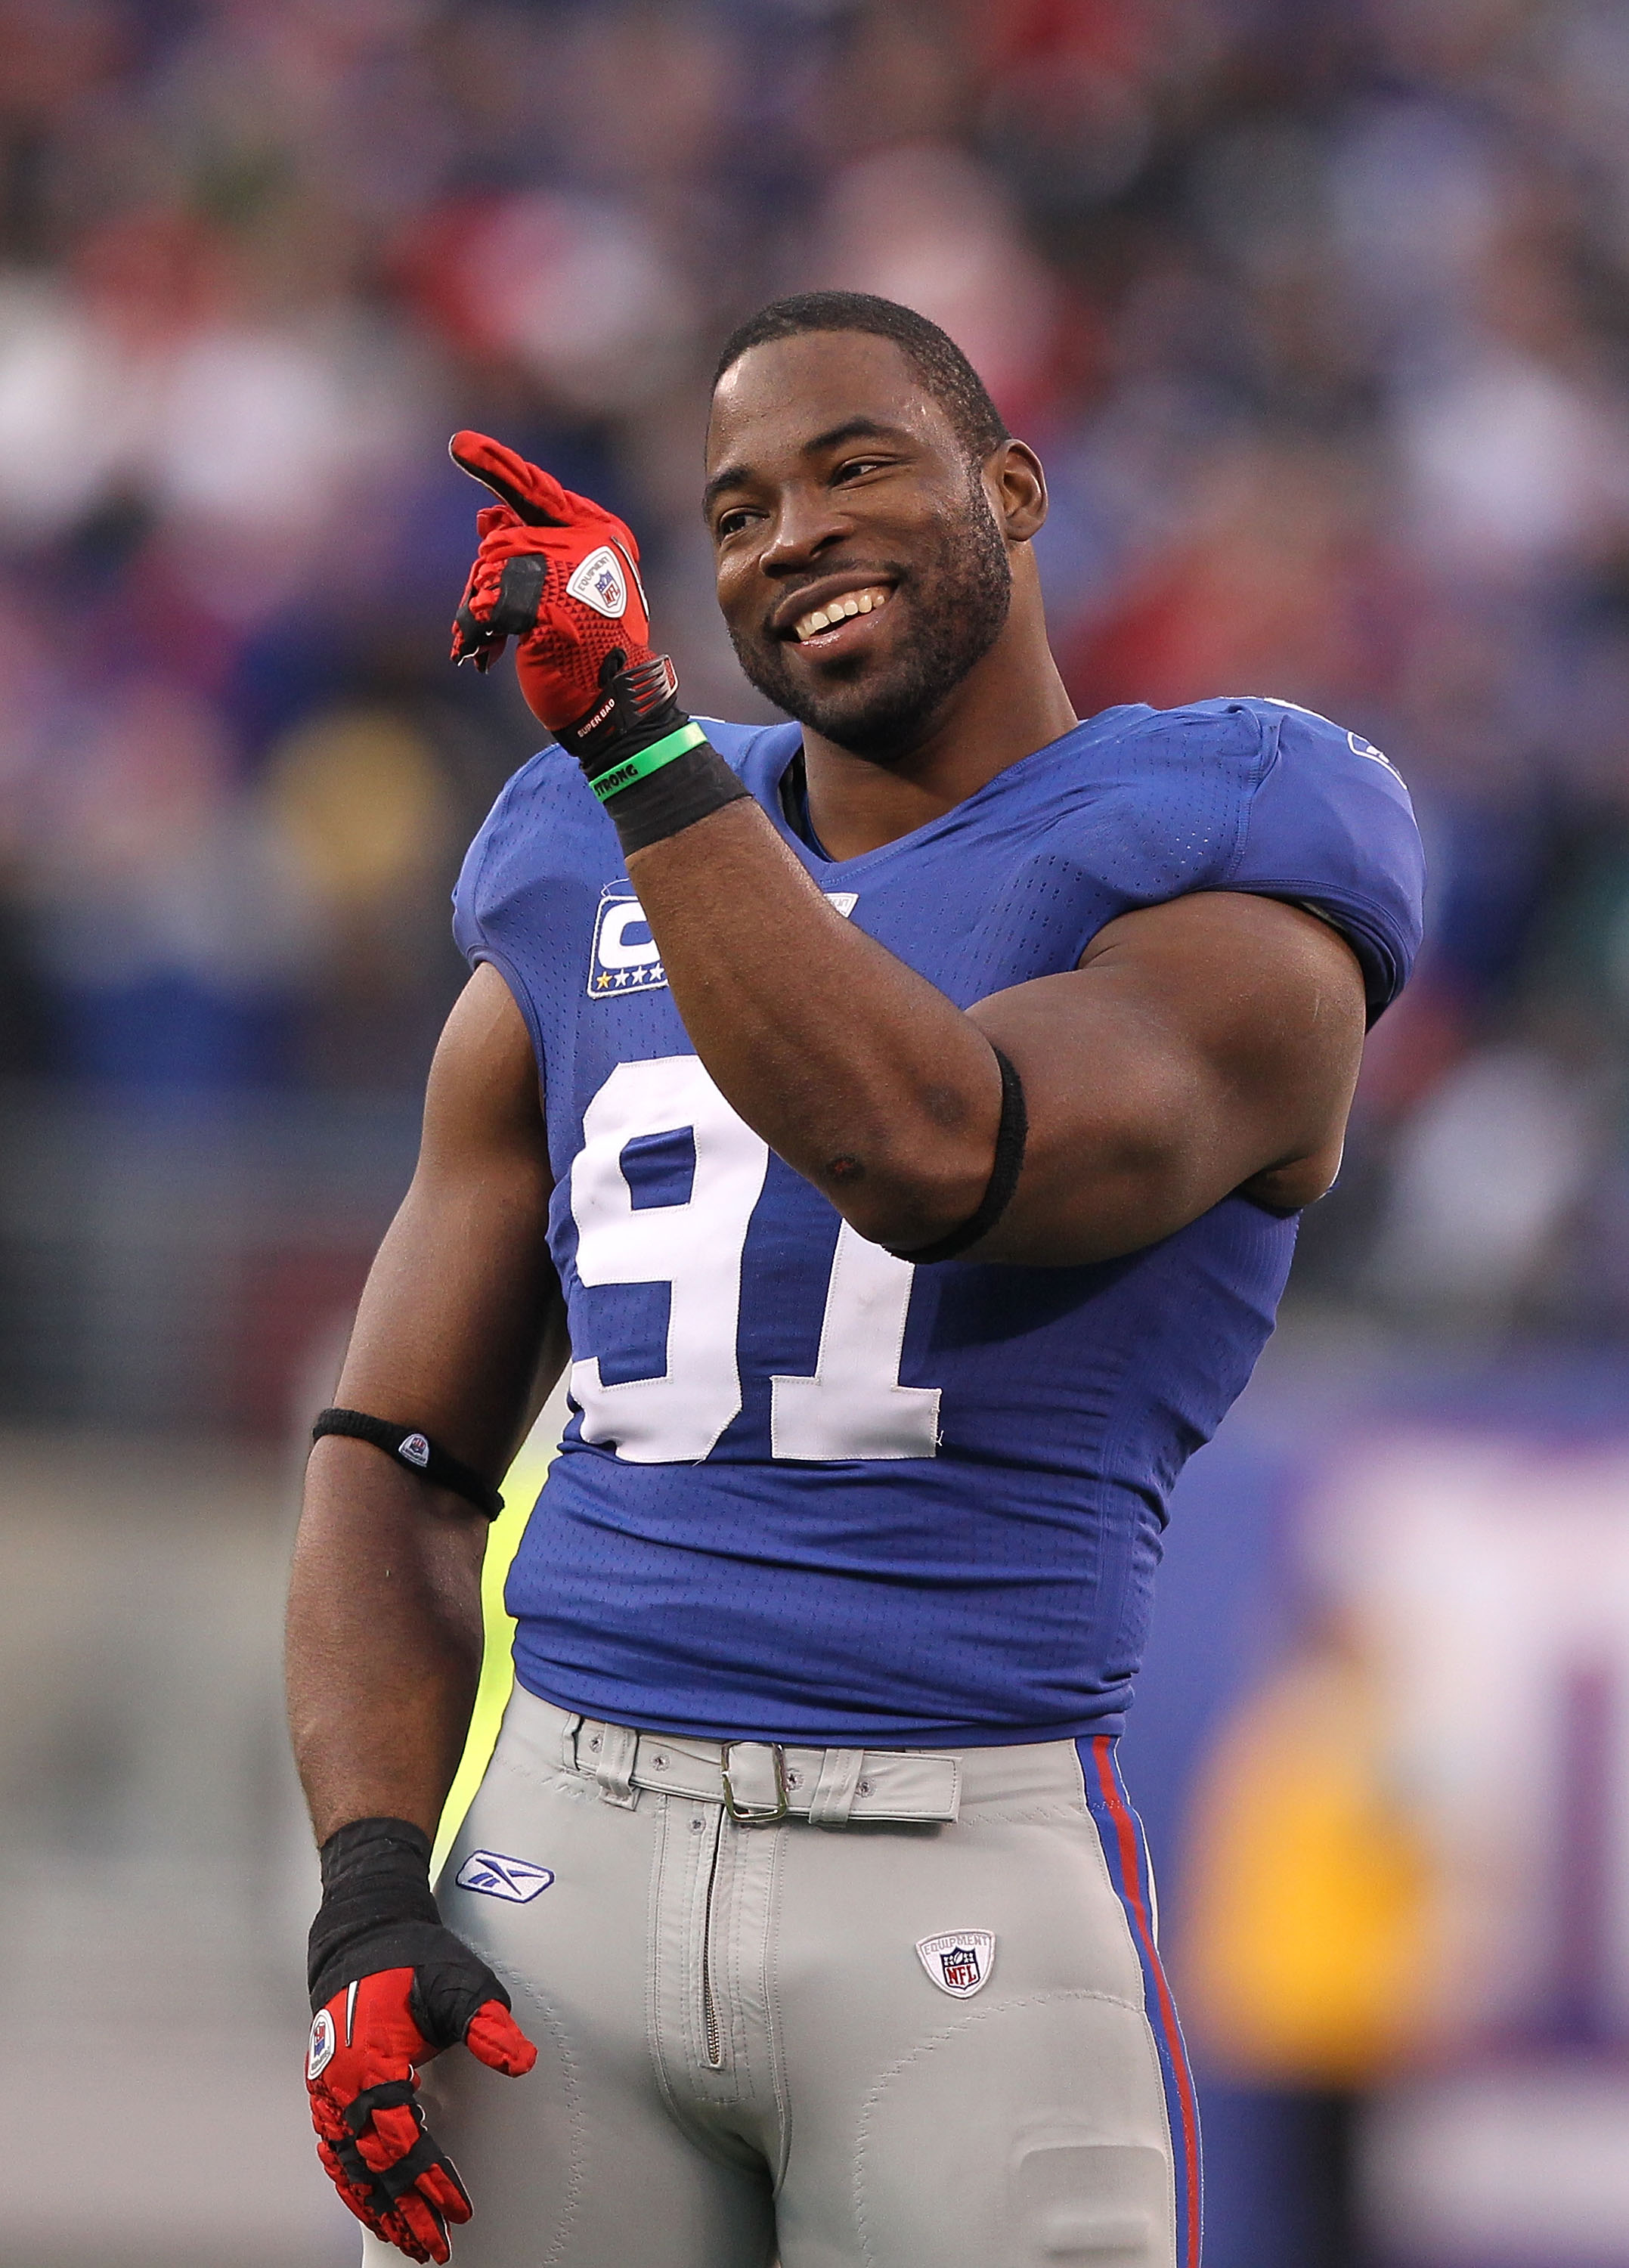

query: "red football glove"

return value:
[307, 1965, 535, 2263]
[448, 429, 657, 733]
[305, 1818, 537, 2264]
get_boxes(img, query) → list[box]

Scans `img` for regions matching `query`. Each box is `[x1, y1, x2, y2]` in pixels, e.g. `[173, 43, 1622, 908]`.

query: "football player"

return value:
[286, 290, 1424, 2267]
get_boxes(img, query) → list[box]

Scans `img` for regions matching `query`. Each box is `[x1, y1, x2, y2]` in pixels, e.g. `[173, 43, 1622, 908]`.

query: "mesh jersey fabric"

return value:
[452, 698, 1424, 1746]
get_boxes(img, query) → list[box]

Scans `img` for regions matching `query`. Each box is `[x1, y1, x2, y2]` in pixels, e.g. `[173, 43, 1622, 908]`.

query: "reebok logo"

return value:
[455, 1850, 556, 1903]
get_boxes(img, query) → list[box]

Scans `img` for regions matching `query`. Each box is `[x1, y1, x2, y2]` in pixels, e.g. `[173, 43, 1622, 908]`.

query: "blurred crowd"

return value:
[2, 0, 1629, 1331]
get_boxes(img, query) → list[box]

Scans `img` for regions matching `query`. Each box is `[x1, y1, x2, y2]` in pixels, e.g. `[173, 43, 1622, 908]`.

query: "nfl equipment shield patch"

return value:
[916, 1929, 995, 1998]
[565, 544, 628, 619]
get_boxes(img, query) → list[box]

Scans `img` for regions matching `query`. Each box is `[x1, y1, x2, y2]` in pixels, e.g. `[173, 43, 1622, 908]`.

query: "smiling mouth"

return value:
[786, 584, 893, 644]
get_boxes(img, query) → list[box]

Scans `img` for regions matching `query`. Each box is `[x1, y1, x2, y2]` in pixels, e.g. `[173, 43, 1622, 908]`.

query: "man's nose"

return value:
[758, 486, 848, 575]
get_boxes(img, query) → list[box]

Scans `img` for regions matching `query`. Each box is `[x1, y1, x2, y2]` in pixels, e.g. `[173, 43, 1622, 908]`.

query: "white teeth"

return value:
[794, 586, 890, 640]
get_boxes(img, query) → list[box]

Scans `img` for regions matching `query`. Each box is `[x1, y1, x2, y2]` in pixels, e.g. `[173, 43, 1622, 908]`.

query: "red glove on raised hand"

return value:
[306, 1819, 537, 2264]
[448, 429, 659, 736]
[448, 429, 749, 855]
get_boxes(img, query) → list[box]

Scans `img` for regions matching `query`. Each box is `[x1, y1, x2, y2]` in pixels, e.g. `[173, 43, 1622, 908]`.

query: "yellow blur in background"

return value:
[1180, 1641, 1434, 2088]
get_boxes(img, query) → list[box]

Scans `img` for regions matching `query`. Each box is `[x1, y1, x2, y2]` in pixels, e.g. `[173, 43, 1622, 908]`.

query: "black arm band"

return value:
[889, 1046, 1029, 1265]
[311, 1408, 503, 1519]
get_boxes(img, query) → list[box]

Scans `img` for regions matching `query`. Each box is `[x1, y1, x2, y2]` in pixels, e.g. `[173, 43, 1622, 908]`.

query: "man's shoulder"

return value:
[1013, 699, 1272, 807]
[1008, 694, 1423, 1015]
[993, 699, 1269, 872]
[1063, 693, 1417, 853]
[692, 715, 803, 788]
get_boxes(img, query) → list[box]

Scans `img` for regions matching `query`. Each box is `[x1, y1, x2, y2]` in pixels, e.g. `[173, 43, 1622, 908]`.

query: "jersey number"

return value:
[568, 1055, 940, 1464]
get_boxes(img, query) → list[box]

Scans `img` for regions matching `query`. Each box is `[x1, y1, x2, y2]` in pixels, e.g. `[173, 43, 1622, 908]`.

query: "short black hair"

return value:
[711, 291, 1009, 467]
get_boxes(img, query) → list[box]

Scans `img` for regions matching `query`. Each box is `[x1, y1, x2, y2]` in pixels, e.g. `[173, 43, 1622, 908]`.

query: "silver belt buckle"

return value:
[720, 1741, 790, 1823]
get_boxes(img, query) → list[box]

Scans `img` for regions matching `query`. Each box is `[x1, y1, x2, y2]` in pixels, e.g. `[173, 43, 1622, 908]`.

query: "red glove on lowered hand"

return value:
[448, 429, 658, 736]
[306, 1819, 537, 2264]
[308, 1966, 534, 2263]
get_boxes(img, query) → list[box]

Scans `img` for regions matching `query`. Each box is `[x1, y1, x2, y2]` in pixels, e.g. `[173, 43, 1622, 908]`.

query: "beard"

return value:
[726, 472, 1013, 761]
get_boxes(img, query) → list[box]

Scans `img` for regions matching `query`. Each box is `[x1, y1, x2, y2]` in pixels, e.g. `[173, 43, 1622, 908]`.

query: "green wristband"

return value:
[589, 721, 708, 804]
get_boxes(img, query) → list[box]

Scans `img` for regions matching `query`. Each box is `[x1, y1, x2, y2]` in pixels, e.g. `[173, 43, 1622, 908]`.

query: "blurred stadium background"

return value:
[2, 2, 1628, 2262]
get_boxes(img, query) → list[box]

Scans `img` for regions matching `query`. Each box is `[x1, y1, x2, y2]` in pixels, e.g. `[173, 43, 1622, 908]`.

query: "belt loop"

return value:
[807, 1746, 865, 1829]
[593, 1720, 640, 1808]
[559, 1711, 584, 1773]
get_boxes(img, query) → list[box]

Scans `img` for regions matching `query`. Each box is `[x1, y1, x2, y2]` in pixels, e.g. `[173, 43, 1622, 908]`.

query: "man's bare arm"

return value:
[286, 964, 565, 1845]
[627, 800, 1366, 1265]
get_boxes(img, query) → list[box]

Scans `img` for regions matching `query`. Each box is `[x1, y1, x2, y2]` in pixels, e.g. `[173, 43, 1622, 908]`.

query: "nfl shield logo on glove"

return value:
[916, 1929, 996, 1998]
[566, 545, 628, 619]
[307, 2006, 336, 2079]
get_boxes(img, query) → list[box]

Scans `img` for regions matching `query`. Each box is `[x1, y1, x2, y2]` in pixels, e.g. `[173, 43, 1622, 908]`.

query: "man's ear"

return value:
[987, 439, 1048, 544]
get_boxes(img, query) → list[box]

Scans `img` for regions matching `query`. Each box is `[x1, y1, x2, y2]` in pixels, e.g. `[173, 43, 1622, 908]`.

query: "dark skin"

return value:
[287, 967, 566, 1841]
[287, 326, 1366, 1844]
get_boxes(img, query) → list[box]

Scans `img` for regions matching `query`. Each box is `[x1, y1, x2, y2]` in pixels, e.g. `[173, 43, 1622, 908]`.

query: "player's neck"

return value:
[797, 607, 1078, 862]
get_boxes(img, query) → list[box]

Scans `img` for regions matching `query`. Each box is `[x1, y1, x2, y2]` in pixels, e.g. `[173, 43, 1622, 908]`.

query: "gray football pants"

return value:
[363, 1687, 1200, 2268]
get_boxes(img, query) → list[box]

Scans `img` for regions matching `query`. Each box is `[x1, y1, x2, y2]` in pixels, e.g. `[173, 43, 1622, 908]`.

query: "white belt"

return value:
[565, 1713, 962, 1827]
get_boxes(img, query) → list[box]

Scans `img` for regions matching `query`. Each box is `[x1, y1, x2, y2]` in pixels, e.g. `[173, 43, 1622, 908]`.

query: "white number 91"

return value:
[568, 1055, 941, 1464]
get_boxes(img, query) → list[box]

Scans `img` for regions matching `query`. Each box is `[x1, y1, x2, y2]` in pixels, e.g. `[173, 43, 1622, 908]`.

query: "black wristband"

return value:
[596, 736, 751, 856]
[556, 651, 749, 857]
[311, 1408, 503, 1519]
[889, 1046, 1029, 1264]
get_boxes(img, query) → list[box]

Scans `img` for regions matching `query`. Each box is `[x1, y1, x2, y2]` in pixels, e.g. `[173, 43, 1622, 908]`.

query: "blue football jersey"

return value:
[453, 698, 1423, 1746]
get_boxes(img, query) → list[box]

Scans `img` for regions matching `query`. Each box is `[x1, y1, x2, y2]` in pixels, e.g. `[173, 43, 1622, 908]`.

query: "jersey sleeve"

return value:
[449, 716, 780, 970]
[1224, 701, 1426, 1018]
[451, 754, 544, 970]
[451, 816, 494, 968]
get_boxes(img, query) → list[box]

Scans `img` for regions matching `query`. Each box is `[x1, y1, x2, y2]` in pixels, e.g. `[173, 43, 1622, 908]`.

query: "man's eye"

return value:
[716, 508, 753, 539]
[834, 458, 886, 483]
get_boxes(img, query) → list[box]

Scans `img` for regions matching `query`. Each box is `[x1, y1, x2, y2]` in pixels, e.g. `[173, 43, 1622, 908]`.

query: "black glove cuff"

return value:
[558, 654, 751, 857]
[308, 1816, 441, 2009]
[556, 651, 683, 768]
[318, 1815, 433, 1895]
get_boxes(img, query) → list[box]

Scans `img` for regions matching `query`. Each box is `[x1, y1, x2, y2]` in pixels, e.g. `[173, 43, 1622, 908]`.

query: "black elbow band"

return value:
[890, 1046, 1029, 1265]
[311, 1408, 503, 1519]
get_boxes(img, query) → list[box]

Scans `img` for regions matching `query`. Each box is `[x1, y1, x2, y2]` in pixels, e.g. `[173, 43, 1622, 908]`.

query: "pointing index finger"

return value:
[448, 431, 569, 528]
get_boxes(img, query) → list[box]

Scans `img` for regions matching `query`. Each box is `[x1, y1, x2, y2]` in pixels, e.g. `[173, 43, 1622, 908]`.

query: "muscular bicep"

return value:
[963, 891, 1367, 1266]
[334, 961, 567, 1473]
